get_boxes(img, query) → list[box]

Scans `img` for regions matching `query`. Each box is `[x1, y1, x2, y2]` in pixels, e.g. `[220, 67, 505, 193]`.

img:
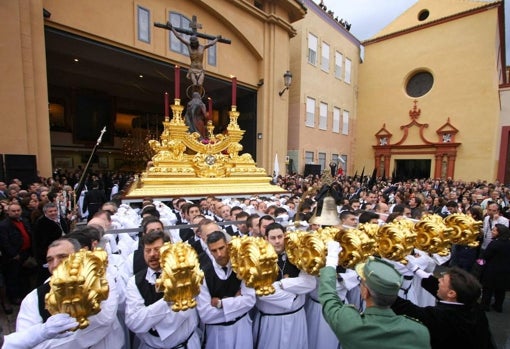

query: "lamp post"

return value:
[279, 70, 293, 96]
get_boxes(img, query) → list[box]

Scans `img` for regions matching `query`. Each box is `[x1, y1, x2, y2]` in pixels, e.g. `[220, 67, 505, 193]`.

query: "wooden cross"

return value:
[189, 15, 202, 35]
[154, 15, 231, 44]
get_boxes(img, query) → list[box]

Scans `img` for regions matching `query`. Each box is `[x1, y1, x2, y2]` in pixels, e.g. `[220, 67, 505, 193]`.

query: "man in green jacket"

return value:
[319, 241, 431, 349]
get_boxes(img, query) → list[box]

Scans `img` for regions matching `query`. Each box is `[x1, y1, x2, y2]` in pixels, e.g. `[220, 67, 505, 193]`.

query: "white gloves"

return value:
[4, 313, 78, 349]
[432, 253, 451, 266]
[405, 255, 420, 273]
[42, 313, 79, 339]
[405, 255, 431, 279]
[325, 241, 342, 268]
[103, 234, 119, 254]
[383, 258, 412, 276]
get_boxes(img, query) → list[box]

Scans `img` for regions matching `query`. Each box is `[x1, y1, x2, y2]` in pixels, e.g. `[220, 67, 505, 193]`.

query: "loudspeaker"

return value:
[304, 164, 321, 177]
[4, 154, 38, 186]
[0, 154, 4, 182]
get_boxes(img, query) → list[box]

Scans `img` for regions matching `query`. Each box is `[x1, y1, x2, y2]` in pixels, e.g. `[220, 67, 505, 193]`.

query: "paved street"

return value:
[487, 293, 510, 349]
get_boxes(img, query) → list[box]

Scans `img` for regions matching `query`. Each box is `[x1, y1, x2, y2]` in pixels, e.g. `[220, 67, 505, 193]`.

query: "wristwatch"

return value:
[216, 299, 222, 309]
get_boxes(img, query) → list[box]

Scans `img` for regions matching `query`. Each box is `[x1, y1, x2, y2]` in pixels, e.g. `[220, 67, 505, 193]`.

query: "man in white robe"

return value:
[253, 223, 315, 349]
[196, 230, 255, 349]
[125, 230, 200, 349]
[14, 238, 124, 349]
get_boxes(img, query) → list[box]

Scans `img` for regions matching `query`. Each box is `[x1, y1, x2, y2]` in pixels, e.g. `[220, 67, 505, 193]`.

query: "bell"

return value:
[309, 194, 340, 226]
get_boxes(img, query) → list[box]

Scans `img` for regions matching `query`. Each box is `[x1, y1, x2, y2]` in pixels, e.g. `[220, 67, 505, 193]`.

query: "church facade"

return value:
[354, 0, 507, 181]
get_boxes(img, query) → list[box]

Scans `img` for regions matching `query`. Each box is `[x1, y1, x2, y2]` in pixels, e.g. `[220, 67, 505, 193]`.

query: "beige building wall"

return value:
[356, 2, 504, 181]
[0, 0, 52, 176]
[289, 0, 360, 175]
[1, 0, 305, 178]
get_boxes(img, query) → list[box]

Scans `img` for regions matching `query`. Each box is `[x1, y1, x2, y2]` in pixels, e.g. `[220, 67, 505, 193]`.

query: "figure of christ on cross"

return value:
[155, 16, 230, 88]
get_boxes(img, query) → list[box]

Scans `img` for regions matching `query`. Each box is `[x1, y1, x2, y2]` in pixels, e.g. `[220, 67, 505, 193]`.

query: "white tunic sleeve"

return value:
[197, 280, 255, 324]
[124, 276, 197, 341]
[280, 271, 316, 294]
[16, 274, 120, 349]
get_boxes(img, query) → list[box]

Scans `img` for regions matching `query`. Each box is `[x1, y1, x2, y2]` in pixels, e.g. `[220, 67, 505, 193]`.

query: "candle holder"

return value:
[227, 105, 240, 131]
[170, 99, 185, 125]
[206, 120, 215, 139]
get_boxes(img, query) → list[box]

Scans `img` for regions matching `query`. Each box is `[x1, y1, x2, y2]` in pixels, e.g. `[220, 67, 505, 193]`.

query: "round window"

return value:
[418, 9, 430, 21]
[406, 71, 434, 98]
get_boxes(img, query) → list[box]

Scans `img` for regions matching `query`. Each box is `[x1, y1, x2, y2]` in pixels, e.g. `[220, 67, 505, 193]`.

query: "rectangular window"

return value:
[321, 42, 330, 72]
[332, 107, 340, 133]
[169, 12, 190, 54]
[344, 58, 352, 84]
[305, 151, 314, 164]
[306, 97, 315, 127]
[318, 152, 326, 171]
[319, 102, 328, 130]
[340, 154, 347, 171]
[207, 39, 217, 66]
[342, 110, 349, 135]
[335, 51, 343, 79]
[137, 6, 150, 43]
[308, 33, 318, 65]
[332, 153, 339, 165]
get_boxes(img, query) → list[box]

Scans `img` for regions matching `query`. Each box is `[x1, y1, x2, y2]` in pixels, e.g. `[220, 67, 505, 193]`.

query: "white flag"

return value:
[273, 153, 280, 182]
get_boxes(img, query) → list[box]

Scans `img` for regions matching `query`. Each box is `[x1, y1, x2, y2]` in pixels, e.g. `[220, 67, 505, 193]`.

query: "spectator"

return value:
[480, 224, 510, 312]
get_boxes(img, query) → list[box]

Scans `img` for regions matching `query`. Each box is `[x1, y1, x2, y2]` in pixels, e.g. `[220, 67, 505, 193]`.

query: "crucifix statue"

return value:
[155, 16, 231, 89]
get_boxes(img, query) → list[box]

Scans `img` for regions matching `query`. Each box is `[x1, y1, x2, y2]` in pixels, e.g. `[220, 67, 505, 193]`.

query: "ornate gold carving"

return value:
[125, 101, 287, 198]
[229, 236, 278, 296]
[285, 227, 375, 274]
[45, 249, 109, 330]
[443, 213, 481, 247]
[376, 220, 417, 264]
[335, 227, 377, 269]
[285, 230, 330, 275]
[155, 242, 204, 311]
[414, 214, 453, 255]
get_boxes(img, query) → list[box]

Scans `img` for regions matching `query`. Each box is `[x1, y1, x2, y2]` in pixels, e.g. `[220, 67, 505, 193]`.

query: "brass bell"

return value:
[309, 194, 340, 227]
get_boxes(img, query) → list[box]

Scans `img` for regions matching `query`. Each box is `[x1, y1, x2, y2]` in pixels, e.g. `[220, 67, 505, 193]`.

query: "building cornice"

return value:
[363, 1, 501, 45]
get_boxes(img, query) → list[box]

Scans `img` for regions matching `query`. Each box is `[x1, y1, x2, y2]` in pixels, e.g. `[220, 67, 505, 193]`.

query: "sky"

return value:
[314, 0, 510, 58]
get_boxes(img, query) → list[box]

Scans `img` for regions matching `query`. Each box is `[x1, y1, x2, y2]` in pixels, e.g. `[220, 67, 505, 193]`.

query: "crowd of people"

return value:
[0, 169, 509, 348]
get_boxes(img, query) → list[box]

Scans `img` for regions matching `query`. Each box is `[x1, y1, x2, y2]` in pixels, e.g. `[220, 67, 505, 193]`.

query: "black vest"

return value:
[133, 243, 147, 275]
[36, 282, 52, 323]
[276, 253, 300, 281]
[135, 268, 164, 337]
[203, 263, 241, 299]
[134, 268, 163, 306]
[198, 250, 211, 270]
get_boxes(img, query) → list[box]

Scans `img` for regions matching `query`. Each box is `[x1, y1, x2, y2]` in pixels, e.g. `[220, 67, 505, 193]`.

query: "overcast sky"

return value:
[314, 0, 509, 58]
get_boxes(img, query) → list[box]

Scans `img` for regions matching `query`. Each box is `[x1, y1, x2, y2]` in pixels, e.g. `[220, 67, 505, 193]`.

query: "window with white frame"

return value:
[308, 33, 318, 65]
[305, 151, 314, 164]
[321, 42, 330, 72]
[332, 153, 339, 165]
[137, 6, 150, 43]
[333, 107, 340, 133]
[344, 58, 352, 84]
[207, 39, 217, 66]
[306, 97, 315, 127]
[342, 110, 349, 135]
[319, 102, 328, 130]
[169, 12, 191, 55]
[340, 154, 347, 171]
[335, 51, 343, 79]
[318, 152, 326, 171]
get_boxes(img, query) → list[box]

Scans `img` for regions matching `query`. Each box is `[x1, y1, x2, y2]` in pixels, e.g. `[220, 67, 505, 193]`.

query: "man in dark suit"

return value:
[0, 182, 7, 199]
[180, 204, 201, 242]
[33, 202, 69, 283]
[0, 203, 33, 304]
[392, 263, 495, 349]
[83, 181, 107, 221]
